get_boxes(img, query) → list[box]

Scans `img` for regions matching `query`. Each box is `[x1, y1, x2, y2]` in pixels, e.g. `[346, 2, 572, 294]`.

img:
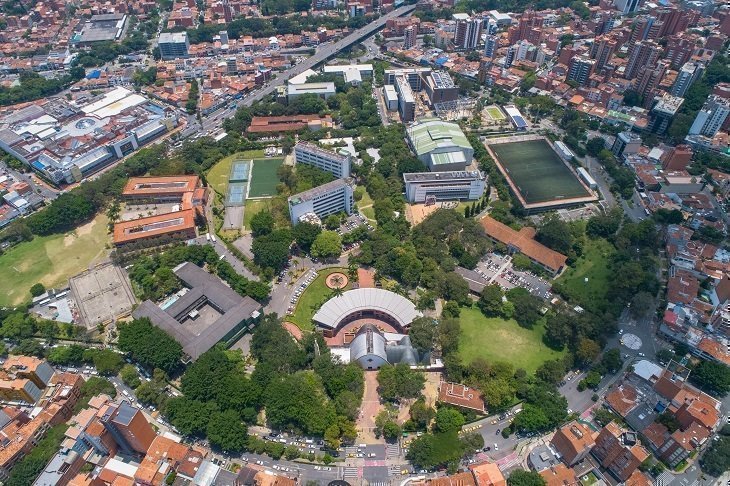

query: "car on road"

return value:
[493, 444, 498, 451]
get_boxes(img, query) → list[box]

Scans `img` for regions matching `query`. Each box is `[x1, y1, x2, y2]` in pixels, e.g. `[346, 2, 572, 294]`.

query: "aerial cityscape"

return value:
[0, 0, 728, 484]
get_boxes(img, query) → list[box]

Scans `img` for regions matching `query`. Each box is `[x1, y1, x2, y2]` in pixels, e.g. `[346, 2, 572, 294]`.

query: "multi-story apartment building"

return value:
[158, 32, 190, 60]
[689, 95, 730, 138]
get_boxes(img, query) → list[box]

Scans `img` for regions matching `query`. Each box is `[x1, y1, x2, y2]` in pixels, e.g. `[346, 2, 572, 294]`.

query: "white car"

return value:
[493, 443, 498, 451]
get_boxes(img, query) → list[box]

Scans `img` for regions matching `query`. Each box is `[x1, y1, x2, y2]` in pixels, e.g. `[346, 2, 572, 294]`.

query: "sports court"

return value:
[485, 105, 506, 121]
[247, 158, 284, 198]
[486, 136, 596, 211]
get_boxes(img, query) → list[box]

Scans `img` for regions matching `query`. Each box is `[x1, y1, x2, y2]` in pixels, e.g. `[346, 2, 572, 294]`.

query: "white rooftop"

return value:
[312, 288, 421, 330]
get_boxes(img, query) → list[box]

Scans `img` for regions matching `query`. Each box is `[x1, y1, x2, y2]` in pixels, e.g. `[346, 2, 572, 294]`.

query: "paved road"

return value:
[240, 5, 415, 108]
[178, 5, 415, 140]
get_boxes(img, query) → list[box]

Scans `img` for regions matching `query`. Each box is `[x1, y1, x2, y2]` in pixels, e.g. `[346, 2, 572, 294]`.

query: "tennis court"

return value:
[490, 139, 590, 204]
[225, 183, 246, 206]
[230, 160, 250, 182]
[248, 158, 284, 198]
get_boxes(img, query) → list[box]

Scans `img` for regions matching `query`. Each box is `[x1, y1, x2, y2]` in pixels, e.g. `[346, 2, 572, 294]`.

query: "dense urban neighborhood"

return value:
[0, 0, 729, 484]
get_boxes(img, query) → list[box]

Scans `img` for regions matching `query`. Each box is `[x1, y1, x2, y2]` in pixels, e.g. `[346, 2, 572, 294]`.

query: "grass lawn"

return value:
[554, 238, 615, 314]
[206, 150, 265, 198]
[458, 305, 564, 374]
[242, 198, 273, 231]
[248, 157, 284, 198]
[0, 213, 109, 306]
[287, 267, 350, 331]
[355, 185, 376, 224]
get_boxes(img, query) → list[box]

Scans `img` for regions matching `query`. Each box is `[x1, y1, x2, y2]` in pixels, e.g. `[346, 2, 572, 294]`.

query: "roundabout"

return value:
[620, 333, 642, 350]
[325, 272, 348, 289]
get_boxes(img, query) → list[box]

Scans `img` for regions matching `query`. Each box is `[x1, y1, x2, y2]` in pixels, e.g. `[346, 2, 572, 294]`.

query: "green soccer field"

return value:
[486, 106, 506, 120]
[490, 140, 590, 204]
[248, 158, 284, 198]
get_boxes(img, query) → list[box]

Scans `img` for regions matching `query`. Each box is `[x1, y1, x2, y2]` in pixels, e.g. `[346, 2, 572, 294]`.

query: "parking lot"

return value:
[285, 268, 318, 314]
[473, 253, 553, 300]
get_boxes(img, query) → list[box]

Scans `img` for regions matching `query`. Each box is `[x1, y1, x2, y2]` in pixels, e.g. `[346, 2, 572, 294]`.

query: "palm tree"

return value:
[331, 286, 344, 298]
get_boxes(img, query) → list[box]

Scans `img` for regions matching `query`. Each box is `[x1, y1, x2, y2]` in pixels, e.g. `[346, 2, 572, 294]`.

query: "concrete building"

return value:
[615, 0, 643, 14]
[553, 141, 575, 161]
[294, 141, 351, 178]
[689, 95, 730, 138]
[133, 262, 261, 361]
[423, 71, 459, 105]
[648, 94, 684, 134]
[312, 288, 421, 337]
[0, 87, 177, 185]
[403, 170, 486, 203]
[567, 56, 594, 86]
[407, 118, 474, 172]
[287, 82, 336, 102]
[383, 85, 398, 111]
[612, 131, 642, 159]
[403, 25, 417, 49]
[484, 34, 497, 58]
[158, 32, 190, 60]
[395, 76, 416, 122]
[671, 62, 704, 97]
[288, 178, 354, 225]
[453, 14, 482, 50]
[625, 41, 661, 80]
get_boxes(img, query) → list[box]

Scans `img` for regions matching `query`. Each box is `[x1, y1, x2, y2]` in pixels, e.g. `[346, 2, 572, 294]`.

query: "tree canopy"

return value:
[118, 318, 183, 374]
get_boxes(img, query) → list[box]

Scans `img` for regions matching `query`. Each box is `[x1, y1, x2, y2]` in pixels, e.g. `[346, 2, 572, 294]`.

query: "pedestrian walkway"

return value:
[369, 482, 388, 486]
[386, 443, 400, 458]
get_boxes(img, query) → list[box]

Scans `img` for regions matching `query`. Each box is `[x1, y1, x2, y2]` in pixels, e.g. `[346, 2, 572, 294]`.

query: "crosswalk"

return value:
[386, 443, 400, 458]
[655, 471, 674, 486]
[388, 465, 402, 477]
[343, 467, 359, 480]
[369, 482, 389, 486]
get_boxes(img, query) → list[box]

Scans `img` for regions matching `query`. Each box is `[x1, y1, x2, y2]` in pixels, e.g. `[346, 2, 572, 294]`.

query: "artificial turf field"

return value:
[248, 158, 284, 198]
[490, 139, 591, 204]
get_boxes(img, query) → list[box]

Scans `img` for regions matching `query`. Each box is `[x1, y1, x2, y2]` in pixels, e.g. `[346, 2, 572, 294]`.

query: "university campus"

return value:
[0, 0, 728, 484]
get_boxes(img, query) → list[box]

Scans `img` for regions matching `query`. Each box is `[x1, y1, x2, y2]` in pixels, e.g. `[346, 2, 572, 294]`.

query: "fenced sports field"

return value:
[247, 158, 284, 198]
[485, 136, 597, 211]
[485, 105, 506, 121]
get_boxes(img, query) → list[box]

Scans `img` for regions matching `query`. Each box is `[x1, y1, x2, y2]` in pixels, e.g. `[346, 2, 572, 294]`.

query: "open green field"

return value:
[242, 198, 273, 231]
[490, 139, 590, 204]
[355, 185, 376, 224]
[0, 214, 110, 306]
[206, 150, 265, 199]
[458, 305, 564, 374]
[486, 106, 506, 120]
[248, 158, 284, 198]
[554, 238, 615, 314]
[287, 267, 350, 331]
